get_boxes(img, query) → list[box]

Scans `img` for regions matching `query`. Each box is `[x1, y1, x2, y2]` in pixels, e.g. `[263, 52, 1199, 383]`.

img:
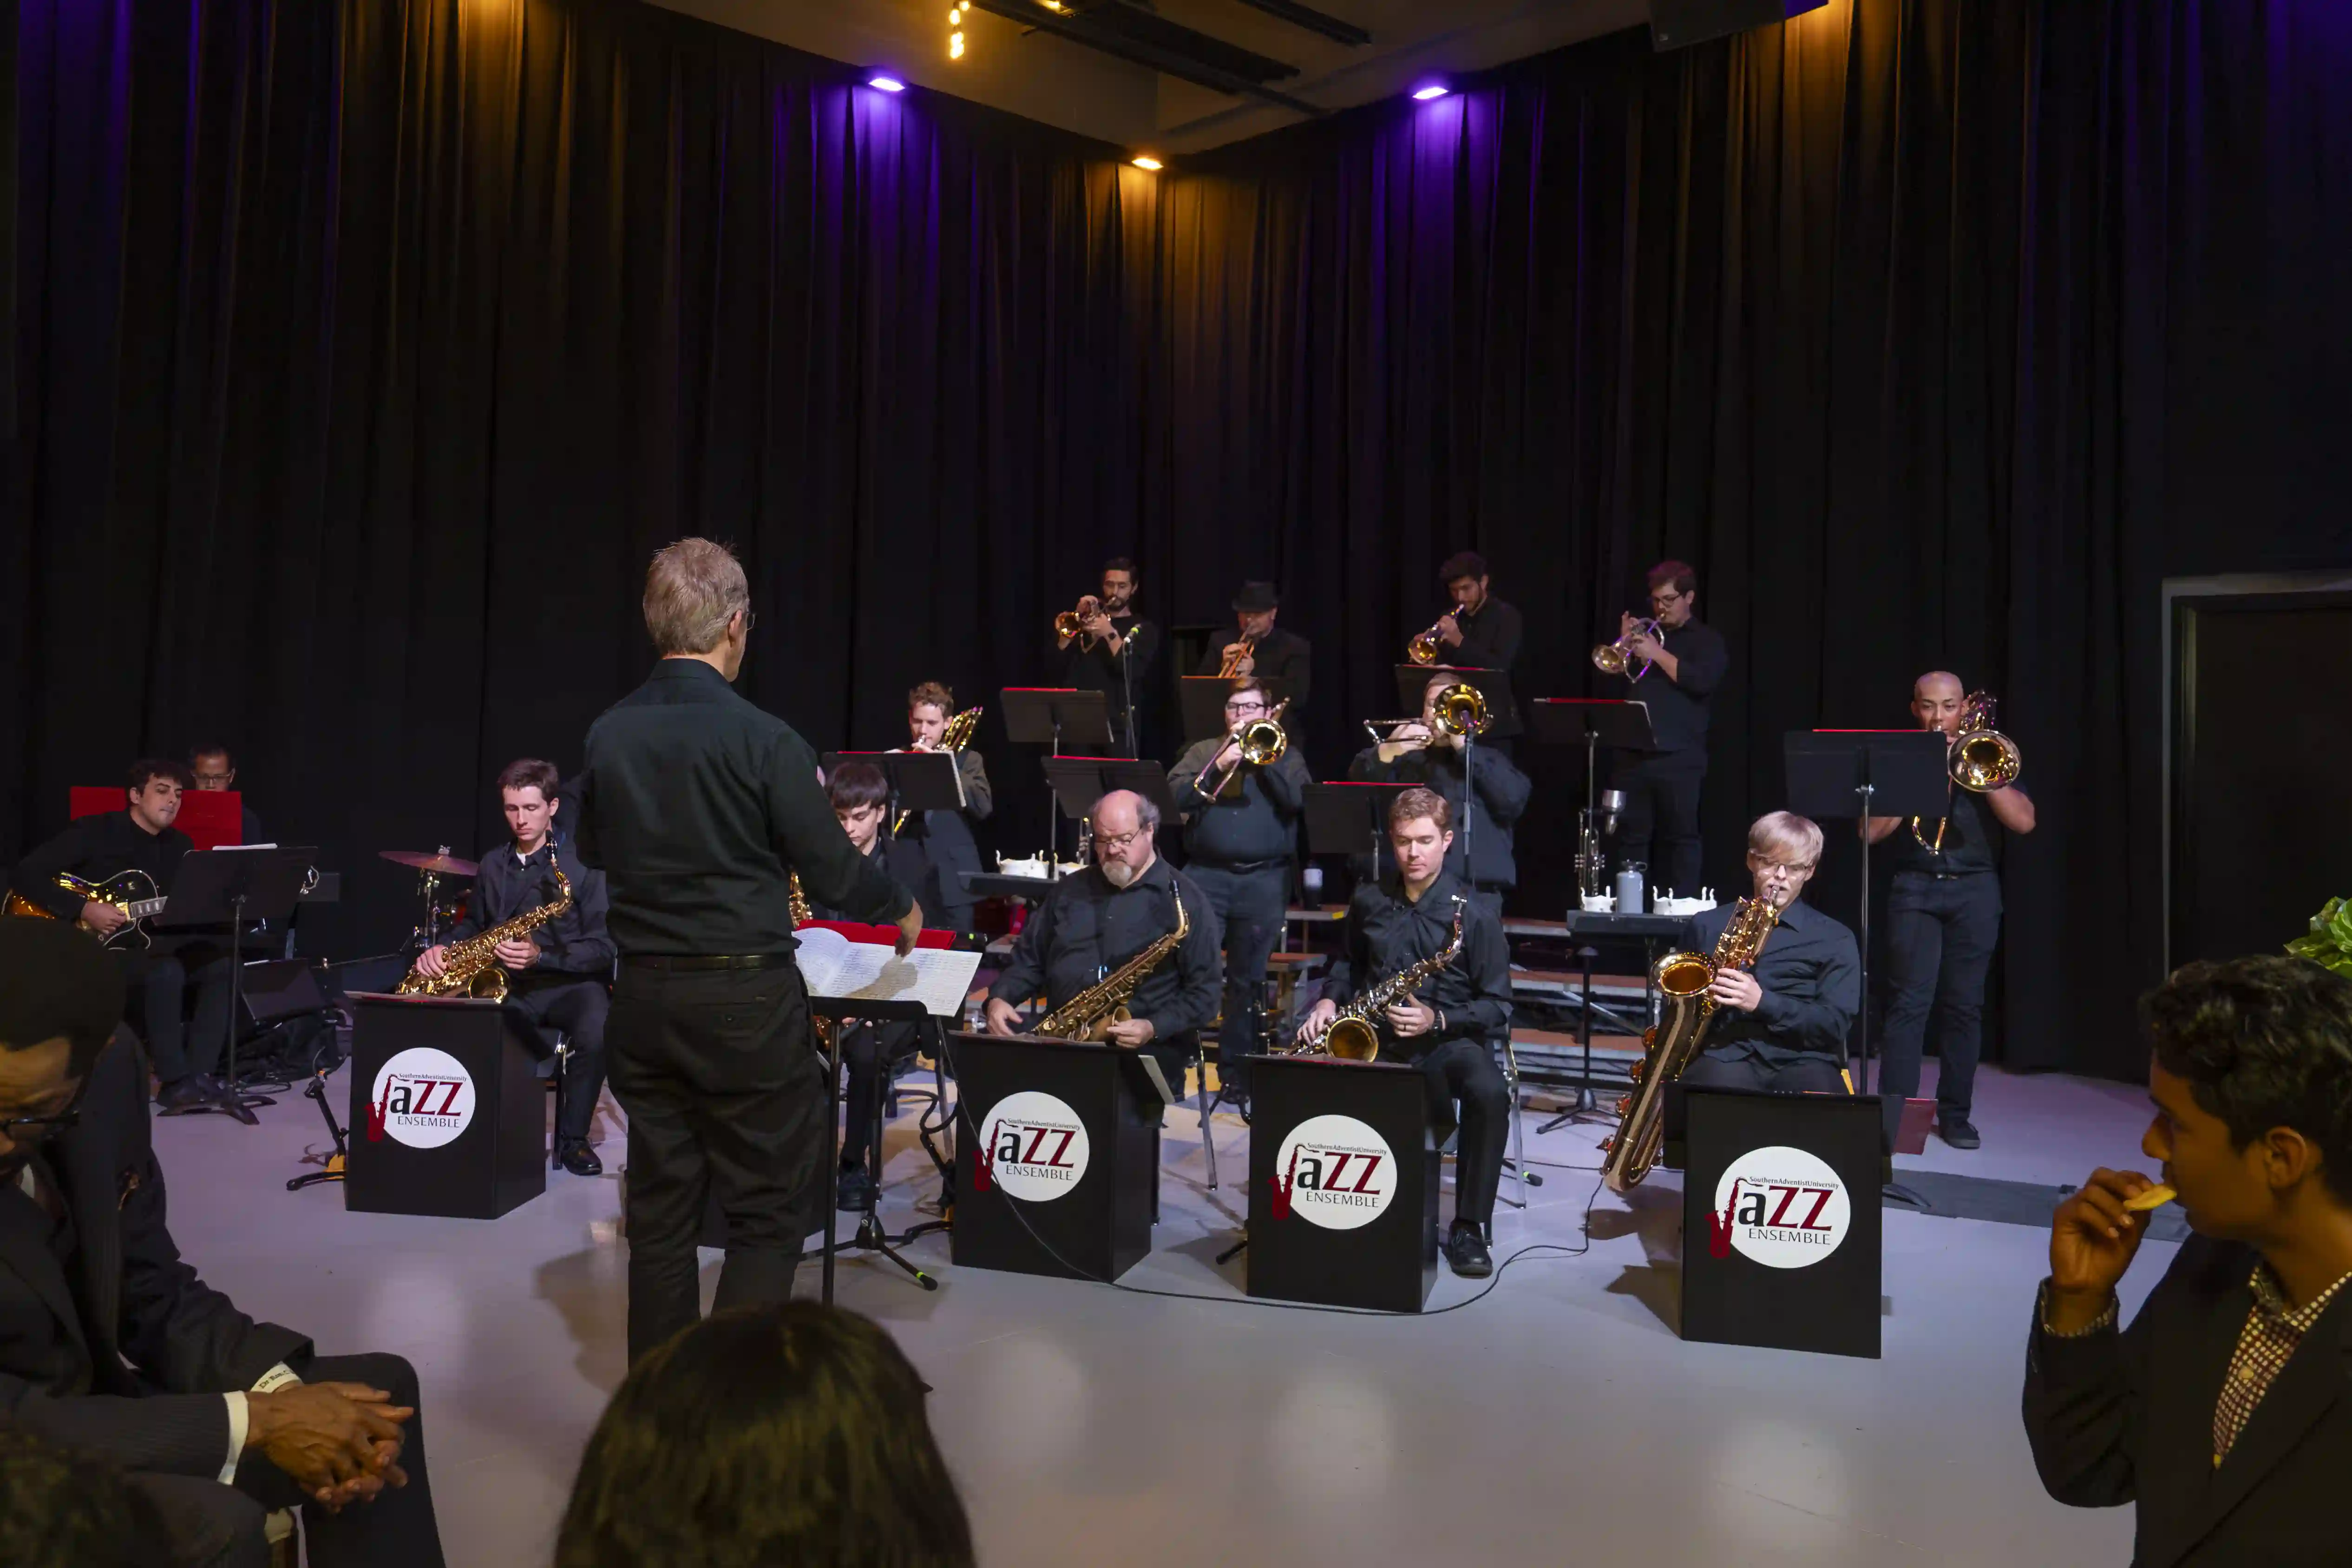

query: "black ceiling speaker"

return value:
[1651, 0, 1830, 51]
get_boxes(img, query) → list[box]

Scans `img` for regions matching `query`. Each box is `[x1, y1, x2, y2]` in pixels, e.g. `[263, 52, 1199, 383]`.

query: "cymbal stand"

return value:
[287, 1064, 350, 1191]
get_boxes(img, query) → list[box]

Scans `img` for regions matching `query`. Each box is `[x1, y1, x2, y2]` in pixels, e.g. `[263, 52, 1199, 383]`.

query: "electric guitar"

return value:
[4, 870, 170, 949]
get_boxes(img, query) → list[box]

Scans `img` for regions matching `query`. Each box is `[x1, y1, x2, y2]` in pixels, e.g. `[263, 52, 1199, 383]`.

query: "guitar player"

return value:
[7, 759, 245, 1117]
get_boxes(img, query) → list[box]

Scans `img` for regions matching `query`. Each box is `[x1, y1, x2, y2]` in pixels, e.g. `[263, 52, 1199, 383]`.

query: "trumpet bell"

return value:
[1054, 610, 1085, 640]
[1408, 632, 1443, 665]
[1322, 1017, 1381, 1063]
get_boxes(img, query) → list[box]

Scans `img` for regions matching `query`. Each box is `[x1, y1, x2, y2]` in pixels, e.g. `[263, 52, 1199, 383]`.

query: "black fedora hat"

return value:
[1231, 581, 1280, 613]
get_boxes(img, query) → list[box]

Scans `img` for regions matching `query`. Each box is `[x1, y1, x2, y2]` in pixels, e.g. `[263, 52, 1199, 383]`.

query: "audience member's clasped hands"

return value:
[247, 1380, 413, 1512]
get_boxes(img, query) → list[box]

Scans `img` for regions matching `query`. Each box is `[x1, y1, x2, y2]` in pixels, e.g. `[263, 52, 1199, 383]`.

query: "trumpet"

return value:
[1592, 617, 1663, 680]
[1199, 699, 1289, 799]
[1362, 683, 1489, 756]
[1407, 613, 1458, 666]
[1217, 635, 1257, 679]
[1054, 596, 1103, 642]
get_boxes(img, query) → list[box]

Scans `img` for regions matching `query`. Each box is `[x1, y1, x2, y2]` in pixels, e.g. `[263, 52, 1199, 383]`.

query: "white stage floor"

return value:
[155, 1059, 2161, 1567]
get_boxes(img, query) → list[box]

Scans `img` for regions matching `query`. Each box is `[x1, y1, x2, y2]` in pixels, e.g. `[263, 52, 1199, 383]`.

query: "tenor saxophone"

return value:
[1030, 886, 1189, 1043]
[396, 860, 573, 1003]
[1597, 895, 1780, 1194]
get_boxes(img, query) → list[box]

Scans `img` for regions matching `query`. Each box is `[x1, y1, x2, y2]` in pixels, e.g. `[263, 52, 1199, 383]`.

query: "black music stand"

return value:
[159, 847, 316, 1121]
[1782, 730, 1949, 1100]
[806, 995, 940, 1301]
[821, 750, 966, 825]
[1395, 663, 1519, 740]
[1301, 781, 1415, 872]
[1002, 689, 1114, 864]
[1041, 756, 1177, 853]
[1179, 675, 1296, 743]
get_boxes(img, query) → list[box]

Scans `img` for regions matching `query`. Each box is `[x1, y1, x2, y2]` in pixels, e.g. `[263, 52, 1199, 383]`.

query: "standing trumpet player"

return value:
[1863, 671, 2036, 1153]
[1605, 560, 1729, 899]
[1197, 581, 1311, 713]
[1169, 676, 1312, 1112]
[1058, 558, 1161, 754]
[1415, 551, 1525, 753]
[1297, 789, 1512, 1278]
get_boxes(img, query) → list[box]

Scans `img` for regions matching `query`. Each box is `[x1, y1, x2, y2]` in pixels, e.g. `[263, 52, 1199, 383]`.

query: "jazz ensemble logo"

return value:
[973, 1090, 1091, 1201]
[1270, 1114, 1399, 1230]
[367, 1047, 478, 1149]
[1707, 1145, 1851, 1267]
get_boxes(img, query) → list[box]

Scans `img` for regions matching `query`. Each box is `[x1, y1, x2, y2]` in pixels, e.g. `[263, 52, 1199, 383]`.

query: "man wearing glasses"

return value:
[0, 920, 446, 1563]
[984, 790, 1224, 1115]
[1608, 559, 1730, 899]
[1169, 677, 1312, 1112]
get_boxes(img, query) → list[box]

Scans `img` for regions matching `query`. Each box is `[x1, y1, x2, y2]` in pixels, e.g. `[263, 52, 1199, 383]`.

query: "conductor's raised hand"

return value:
[2047, 1168, 2162, 1332]
[895, 900, 925, 958]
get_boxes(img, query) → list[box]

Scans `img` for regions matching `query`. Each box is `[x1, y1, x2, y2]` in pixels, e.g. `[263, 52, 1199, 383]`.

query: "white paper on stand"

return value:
[791, 928, 983, 1018]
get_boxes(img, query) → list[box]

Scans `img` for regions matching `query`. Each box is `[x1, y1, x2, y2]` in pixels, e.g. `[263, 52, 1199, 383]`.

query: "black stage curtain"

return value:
[7, 0, 2350, 1076]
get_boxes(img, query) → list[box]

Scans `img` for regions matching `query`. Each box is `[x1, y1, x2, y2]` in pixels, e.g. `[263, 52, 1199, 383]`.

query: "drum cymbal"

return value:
[379, 848, 478, 877]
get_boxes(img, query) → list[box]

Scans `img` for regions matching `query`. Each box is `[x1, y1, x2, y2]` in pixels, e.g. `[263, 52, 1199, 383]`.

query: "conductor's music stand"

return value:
[1002, 689, 1115, 864]
[1179, 675, 1295, 744]
[1783, 730, 1947, 1095]
[809, 994, 941, 1299]
[1040, 757, 1178, 862]
[821, 750, 967, 828]
[157, 847, 316, 1122]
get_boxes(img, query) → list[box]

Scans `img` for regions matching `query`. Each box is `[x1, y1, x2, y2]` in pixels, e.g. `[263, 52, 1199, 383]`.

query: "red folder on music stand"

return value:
[71, 787, 245, 851]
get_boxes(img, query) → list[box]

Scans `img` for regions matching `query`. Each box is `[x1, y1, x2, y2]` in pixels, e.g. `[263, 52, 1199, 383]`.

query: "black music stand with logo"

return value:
[944, 1030, 1170, 1282]
[1247, 1052, 1441, 1312]
[1179, 675, 1297, 745]
[1680, 1085, 1882, 1359]
[342, 993, 547, 1220]
[158, 846, 317, 1120]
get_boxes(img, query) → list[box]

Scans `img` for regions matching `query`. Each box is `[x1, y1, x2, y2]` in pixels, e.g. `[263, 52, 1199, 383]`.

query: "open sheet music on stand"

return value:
[792, 924, 983, 1018]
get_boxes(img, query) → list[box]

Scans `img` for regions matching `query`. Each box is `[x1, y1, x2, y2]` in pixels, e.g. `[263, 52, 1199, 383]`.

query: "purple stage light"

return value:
[869, 75, 907, 93]
[1411, 84, 1450, 101]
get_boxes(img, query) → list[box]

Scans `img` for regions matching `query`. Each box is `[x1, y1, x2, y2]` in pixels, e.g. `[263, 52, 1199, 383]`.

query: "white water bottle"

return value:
[1614, 864, 1646, 915]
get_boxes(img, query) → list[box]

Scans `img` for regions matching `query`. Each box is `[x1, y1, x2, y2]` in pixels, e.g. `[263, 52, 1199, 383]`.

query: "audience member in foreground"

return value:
[557, 1301, 974, 1568]
[0, 920, 444, 1567]
[2025, 954, 2352, 1565]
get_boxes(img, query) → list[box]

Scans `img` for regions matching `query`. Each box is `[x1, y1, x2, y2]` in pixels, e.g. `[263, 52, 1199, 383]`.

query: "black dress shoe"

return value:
[835, 1165, 876, 1211]
[556, 1141, 604, 1177]
[1939, 1117, 1982, 1150]
[156, 1075, 212, 1111]
[1444, 1220, 1494, 1279]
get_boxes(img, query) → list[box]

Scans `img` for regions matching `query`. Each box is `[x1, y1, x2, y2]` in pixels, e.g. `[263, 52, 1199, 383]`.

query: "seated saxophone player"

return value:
[1296, 788, 1513, 1279]
[1168, 676, 1312, 1114]
[412, 759, 614, 1175]
[983, 790, 1224, 1110]
[893, 681, 992, 934]
[803, 762, 946, 1213]
[1677, 812, 1859, 1098]
[1347, 671, 1532, 920]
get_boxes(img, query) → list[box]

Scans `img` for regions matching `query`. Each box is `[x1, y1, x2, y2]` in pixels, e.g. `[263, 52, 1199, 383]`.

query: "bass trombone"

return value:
[1592, 617, 1663, 681]
[1199, 698, 1289, 799]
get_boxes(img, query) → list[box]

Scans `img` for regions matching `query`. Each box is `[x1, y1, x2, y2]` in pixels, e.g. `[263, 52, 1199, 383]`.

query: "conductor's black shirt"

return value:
[572, 659, 914, 957]
[1688, 897, 1860, 1065]
[987, 857, 1224, 1041]
[1323, 868, 1513, 1057]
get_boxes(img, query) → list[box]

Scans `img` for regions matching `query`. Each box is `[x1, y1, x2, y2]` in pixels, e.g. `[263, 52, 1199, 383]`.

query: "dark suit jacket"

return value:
[2023, 1235, 2352, 1567]
[0, 1035, 308, 1476]
[1196, 625, 1311, 712]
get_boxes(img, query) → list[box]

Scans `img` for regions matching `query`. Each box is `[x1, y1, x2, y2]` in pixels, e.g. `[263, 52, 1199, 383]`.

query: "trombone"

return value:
[1199, 698, 1290, 798]
[1361, 682, 1488, 755]
[1407, 612, 1458, 666]
[1947, 693, 2022, 792]
[1592, 617, 1663, 680]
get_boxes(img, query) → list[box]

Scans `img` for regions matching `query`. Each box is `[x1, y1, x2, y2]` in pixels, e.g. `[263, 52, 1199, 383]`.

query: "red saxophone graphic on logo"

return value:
[366, 1091, 390, 1142]
[1707, 1178, 1742, 1259]
[1271, 1143, 1301, 1220]
[973, 1122, 996, 1194]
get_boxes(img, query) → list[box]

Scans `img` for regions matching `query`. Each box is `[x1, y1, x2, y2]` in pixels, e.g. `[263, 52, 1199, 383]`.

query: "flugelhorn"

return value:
[1592, 617, 1663, 680]
[1054, 596, 1102, 641]
[1407, 613, 1457, 666]
[1198, 698, 1289, 799]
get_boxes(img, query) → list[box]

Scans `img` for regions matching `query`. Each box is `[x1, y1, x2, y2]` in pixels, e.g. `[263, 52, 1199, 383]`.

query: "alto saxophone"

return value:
[396, 859, 573, 1003]
[1030, 886, 1190, 1043]
[1290, 900, 1466, 1063]
[1598, 895, 1781, 1194]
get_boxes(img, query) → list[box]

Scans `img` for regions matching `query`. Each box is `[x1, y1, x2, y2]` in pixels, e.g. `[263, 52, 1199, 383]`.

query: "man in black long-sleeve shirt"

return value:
[985, 791, 1224, 1117]
[1426, 551, 1526, 749]
[1298, 787, 1513, 1277]
[1349, 672, 1533, 918]
[1169, 677, 1310, 1107]
[1680, 813, 1860, 1096]
[412, 759, 614, 1176]
[1196, 581, 1311, 714]
[7, 761, 240, 1116]
[570, 538, 923, 1364]
[1610, 559, 1730, 898]
[1058, 558, 1162, 756]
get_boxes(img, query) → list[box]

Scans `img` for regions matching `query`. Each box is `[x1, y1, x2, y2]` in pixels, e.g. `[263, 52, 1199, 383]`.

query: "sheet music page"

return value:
[793, 928, 982, 1017]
